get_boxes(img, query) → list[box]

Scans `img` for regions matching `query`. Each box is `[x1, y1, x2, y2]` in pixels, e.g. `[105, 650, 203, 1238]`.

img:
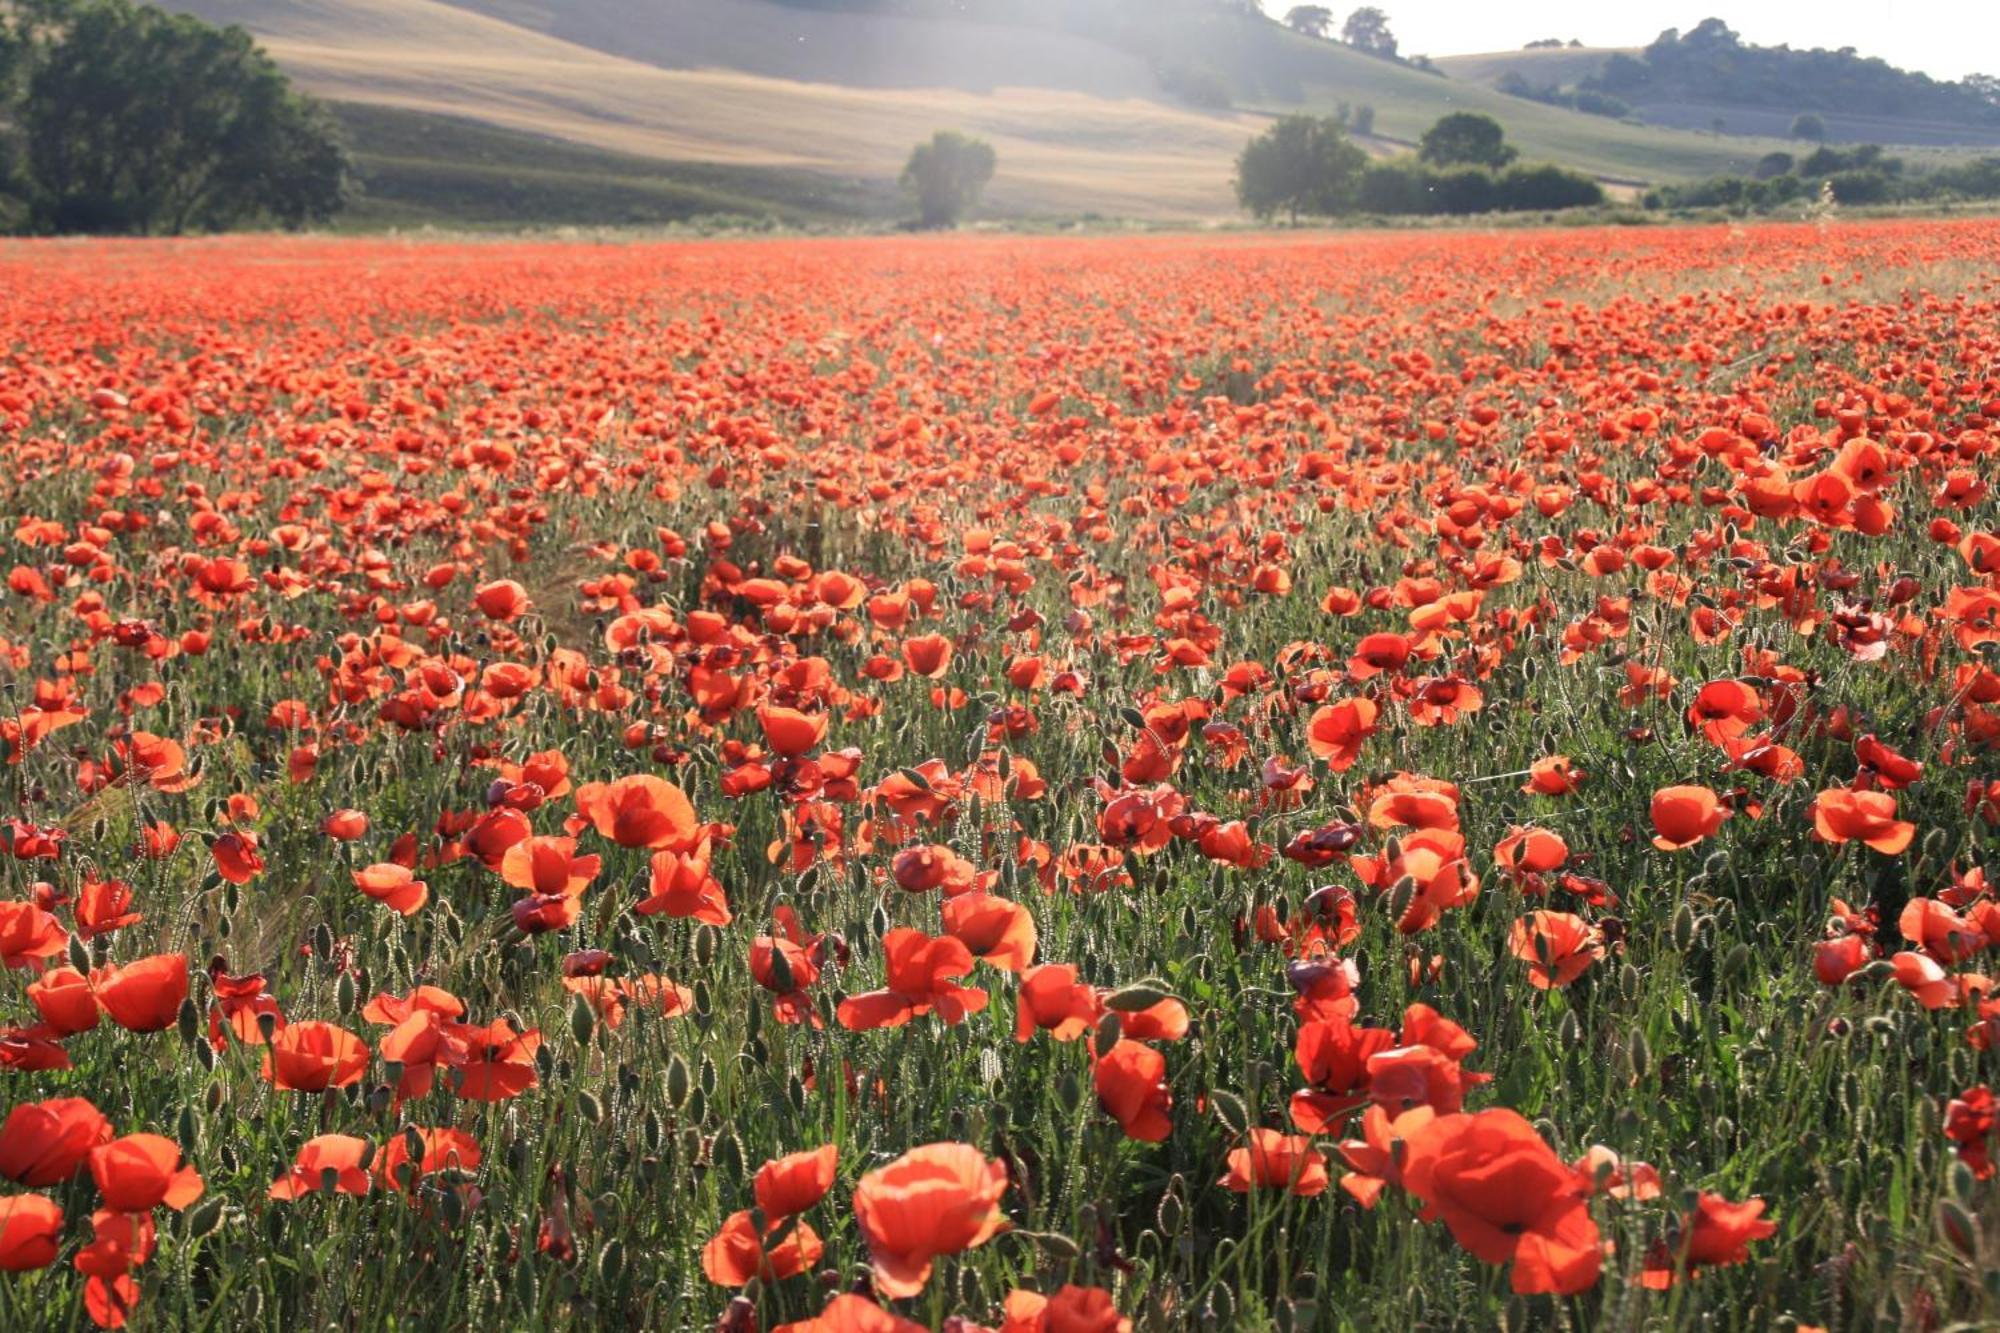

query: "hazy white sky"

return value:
[1260, 4, 2000, 82]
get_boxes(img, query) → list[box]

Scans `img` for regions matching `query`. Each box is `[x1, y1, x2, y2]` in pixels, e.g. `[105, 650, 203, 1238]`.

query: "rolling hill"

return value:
[163, 0, 1985, 224]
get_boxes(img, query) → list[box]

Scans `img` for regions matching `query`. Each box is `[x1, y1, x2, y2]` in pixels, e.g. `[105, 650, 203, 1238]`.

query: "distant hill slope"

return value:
[165, 0, 1982, 223]
[1442, 26, 2000, 151]
[1434, 47, 1632, 90]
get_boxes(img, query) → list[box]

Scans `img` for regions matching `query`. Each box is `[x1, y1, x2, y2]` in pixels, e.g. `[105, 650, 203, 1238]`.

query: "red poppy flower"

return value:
[0, 1097, 112, 1186]
[263, 1021, 370, 1091]
[354, 863, 428, 915]
[574, 774, 700, 851]
[1650, 785, 1728, 851]
[91, 954, 188, 1032]
[0, 1193, 62, 1271]
[1640, 1192, 1777, 1287]
[1220, 1129, 1330, 1196]
[851, 1142, 1009, 1298]
[1397, 1108, 1602, 1295]
[1092, 1038, 1172, 1142]
[88, 1134, 203, 1212]
[268, 1134, 373, 1200]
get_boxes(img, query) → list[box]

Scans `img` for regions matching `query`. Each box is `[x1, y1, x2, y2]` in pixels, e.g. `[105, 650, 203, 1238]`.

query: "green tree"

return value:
[1233, 114, 1366, 222]
[900, 129, 995, 229]
[8, 0, 349, 234]
[1418, 112, 1516, 168]
[1340, 6, 1397, 59]
[1790, 112, 1826, 141]
[1283, 5, 1333, 38]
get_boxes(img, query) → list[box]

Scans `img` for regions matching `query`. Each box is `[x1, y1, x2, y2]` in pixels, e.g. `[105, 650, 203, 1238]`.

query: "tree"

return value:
[8, 0, 349, 234]
[1234, 114, 1366, 222]
[1790, 112, 1826, 141]
[1341, 7, 1397, 59]
[901, 130, 995, 229]
[1351, 104, 1375, 136]
[1284, 5, 1333, 38]
[1418, 112, 1516, 169]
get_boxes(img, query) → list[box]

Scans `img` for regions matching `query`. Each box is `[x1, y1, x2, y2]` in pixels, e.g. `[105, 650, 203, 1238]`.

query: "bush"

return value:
[1157, 63, 1232, 110]
[901, 129, 996, 229]
[1496, 162, 1605, 210]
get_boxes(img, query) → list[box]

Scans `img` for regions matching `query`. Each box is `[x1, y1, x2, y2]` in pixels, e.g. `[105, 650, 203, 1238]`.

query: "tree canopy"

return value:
[901, 130, 996, 228]
[0, 0, 350, 234]
[1234, 114, 1366, 221]
[1340, 7, 1396, 59]
[1419, 113, 1518, 169]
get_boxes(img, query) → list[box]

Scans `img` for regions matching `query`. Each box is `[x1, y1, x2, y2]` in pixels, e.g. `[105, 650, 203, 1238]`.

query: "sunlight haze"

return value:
[1266, 2, 2000, 82]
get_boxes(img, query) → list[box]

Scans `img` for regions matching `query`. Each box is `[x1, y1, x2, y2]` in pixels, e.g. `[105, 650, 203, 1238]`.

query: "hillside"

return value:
[165, 0, 1980, 223]
[1443, 25, 2000, 151]
[1434, 46, 1632, 90]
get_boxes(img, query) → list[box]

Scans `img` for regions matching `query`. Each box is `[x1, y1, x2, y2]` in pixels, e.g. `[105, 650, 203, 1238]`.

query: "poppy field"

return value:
[2, 221, 2000, 1330]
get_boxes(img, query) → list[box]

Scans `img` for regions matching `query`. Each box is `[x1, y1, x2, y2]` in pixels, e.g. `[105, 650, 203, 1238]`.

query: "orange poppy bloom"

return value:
[1640, 1192, 1777, 1287]
[0, 1193, 61, 1271]
[268, 1135, 373, 1200]
[263, 1021, 370, 1091]
[940, 892, 1037, 972]
[701, 1210, 823, 1286]
[0, 901, 68, 970]
[354, 863, 428, 915]
[1220, 1128, 1330, 1196]
[574, 774, 700, 851]
[1001, 1285, 1132, 1333]
[773, 1294, 927, 1333]
[755, 1144, 838, 1219]
[850, 1142, 1009, 1298]
[1304, 697, 1378, 771]
[1650, 785, 1728, 850]
[836, 928, 988, 1031]
[499, 836, 601, 898]
[1811, 787, 1916, 854]
[1508, 912, 1606, 988]
[88, 1133, 203, 1212]
[1093, 1038, 1172, 1142]
[91, 954, 188, 1032]
[0, 1097, 112, 1186]
[1014, 963, 1103, 1043]
[1397, 1108, 1601, 1295]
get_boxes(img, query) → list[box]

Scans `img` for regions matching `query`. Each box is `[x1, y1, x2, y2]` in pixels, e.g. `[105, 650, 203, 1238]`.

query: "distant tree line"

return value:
[1644, 142, 2000, 212]
[1236, 111, 1605, 222]
[1584, 18, 2000, 124]
[1494, 72, 1631, 121]
[0, 0, 349, 234]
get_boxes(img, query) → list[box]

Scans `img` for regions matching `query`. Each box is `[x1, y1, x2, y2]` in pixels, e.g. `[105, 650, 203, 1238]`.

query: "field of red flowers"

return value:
[0, 220, 1997, 1330]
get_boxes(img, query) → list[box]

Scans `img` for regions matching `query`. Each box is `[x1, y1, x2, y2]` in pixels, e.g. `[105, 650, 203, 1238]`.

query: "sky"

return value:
[1258, 3, 2000, 83]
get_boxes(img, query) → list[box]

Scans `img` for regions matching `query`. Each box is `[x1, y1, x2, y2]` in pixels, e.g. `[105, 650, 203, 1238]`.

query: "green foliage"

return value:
[1, 0, 350, 234]
[1418, 112, 1518, 169]
[1643, 144, 2000, 213]
[1587, 18, 2000, 125]
[1357, 154, 1604, 215]
[1233, 114, 1366, 220]
[900, 129, 996, 228]
[1340, 6, 1395, 59]
[1790, 112, 1826, 141]
[1282, 5, 1332, 39]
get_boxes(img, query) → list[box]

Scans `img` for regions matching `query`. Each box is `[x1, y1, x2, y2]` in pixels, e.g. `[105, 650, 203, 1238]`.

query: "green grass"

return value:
[332, 103, 905, 230]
